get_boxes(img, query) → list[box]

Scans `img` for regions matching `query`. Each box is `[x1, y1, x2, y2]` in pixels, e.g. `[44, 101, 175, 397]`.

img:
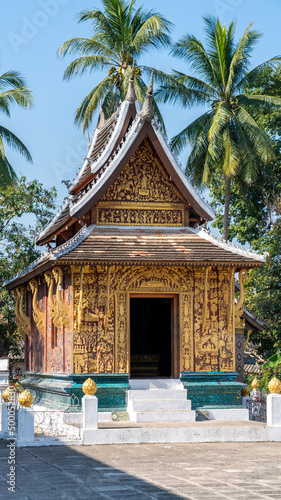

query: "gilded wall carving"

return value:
[71, 263, 236, 375]
[181, 293, 194, 372]
[115, 292, 128, 373]
[52, 267, 71, 331]
[13, 287, 31, 338]
[44, 271, 62, 331]
[101, 138, 185, 204]
[97, 206, 183, 226]
[29, 279, 45, 336]
[218, 269, 235, 371]
[97, 138, 185, 226]
[72, 265, 115, 374]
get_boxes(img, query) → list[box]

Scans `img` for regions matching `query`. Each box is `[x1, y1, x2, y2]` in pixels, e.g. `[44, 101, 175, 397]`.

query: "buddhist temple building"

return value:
[5, 69, 266, 415]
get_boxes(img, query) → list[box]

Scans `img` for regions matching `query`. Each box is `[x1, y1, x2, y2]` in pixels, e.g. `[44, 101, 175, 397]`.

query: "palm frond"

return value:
[57, 37, 118, 61]
[0, 126, 32, 162]
[74, 76, 112, 131]
[225, 22, 261, 94]
[63, 56, 112, 81]
[155, 76, 213, 108]
[239, 56, 281, 89]
[170, 110, 212, 155]
[0, 87, 33, 112]
[236, 105, 275, 163]
[0, 155, 17, 187]
[131, 13, 172, 53]
[172, 34, 218, 88]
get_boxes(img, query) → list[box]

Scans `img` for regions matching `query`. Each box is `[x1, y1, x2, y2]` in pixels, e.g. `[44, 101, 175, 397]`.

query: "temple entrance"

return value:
[130, 297, 172, 378]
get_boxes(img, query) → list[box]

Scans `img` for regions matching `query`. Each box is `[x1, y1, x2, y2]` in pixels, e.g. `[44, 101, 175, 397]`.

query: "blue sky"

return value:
[1, 0, 281, 213]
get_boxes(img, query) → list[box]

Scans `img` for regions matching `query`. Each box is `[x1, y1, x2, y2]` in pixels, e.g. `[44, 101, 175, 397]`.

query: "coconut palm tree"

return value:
[0, 70, 33, 186]
[156, 16, 281, 240]
[58, 0, 173, 131]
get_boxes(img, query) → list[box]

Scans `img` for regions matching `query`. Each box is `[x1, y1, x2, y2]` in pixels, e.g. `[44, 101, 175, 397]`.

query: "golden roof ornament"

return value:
[97, 101, 106, 129]
[125, 59, 137, 103]
[241, 385, 251, 397]
[82, 378, 97, 396]
[2, 387, 12, 402]
[268, 376, 281, 394]
[251, 377, 259, 391]
[140, 71, 154, 122]
[18, 390, 34, 408]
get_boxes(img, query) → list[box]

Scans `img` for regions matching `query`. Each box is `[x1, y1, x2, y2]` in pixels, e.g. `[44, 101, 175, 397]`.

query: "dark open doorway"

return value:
[130, 297, 172, 378]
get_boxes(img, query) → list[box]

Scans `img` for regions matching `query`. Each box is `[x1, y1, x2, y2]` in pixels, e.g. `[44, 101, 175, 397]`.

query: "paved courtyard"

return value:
[1, 439, 281, 500]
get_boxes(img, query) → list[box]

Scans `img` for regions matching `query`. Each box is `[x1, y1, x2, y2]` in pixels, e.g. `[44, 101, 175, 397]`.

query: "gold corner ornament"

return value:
[268, 376, 281, 394]
[44, 270, 62, 331]
[13, 287, 31, 338]
[18, 390, 34, 407]
[2, 387, 13, 402]
[29, 278, 46, 336]
[52, 266, 70, 330]
[251, 377, 259, 391]
[82, 378, 97, 395]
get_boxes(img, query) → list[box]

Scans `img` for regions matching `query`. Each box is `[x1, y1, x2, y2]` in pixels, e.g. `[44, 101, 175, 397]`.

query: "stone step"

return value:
[129, 378, 182, 390]
[128, 389, 187, 401]
[130, 410, 196, 423]
[128, 399, 191, 412]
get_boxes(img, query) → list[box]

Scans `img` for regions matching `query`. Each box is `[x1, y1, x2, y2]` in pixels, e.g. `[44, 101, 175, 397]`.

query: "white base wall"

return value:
[206, 408, 249, 421]
[15, 424, 281, 447]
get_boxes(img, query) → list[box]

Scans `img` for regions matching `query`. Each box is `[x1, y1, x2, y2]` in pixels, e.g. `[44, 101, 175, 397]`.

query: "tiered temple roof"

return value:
[6, 69, 266, 288]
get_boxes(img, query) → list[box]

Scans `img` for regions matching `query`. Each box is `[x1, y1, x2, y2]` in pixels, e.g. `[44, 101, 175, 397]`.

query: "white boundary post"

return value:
[81, 395, 98, 445]
[267, 394, 281, 427]
[1, 402, 9, 436]
[17, 407, 34, 446]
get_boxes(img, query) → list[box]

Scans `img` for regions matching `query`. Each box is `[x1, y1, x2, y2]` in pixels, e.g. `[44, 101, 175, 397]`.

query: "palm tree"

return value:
[156, 17, 281, 240]
[0, 70, 33, 186]
[58, 0, 173, 131]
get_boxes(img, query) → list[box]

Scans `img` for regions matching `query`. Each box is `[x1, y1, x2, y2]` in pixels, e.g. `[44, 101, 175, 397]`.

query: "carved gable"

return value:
[96, 138, 186, 226]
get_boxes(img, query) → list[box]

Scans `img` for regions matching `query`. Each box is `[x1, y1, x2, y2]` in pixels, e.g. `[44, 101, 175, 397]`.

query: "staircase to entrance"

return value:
[128, 379, 196, 423]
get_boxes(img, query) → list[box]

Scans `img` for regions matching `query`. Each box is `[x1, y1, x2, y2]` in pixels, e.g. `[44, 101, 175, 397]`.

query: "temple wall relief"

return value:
[71, 264, 237, 375]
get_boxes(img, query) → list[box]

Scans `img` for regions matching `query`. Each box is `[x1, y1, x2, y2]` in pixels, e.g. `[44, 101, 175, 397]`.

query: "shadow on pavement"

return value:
[0, 439, 190, 500]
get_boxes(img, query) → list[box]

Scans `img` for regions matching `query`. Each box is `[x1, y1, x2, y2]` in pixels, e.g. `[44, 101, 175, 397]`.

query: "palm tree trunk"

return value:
[223, 174, 231, 241]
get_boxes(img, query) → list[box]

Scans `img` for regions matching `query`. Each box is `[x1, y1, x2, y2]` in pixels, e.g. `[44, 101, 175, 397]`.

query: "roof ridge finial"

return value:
[140, 71, 154, 122]
[87, 132, 91, 151]
[97, 101, 106, 129]
[125, 59, 137, 103]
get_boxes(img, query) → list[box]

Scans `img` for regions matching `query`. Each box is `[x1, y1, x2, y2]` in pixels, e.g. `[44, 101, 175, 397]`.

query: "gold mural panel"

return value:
[72, 265, 115, 374]
[97, 205, 183, 226]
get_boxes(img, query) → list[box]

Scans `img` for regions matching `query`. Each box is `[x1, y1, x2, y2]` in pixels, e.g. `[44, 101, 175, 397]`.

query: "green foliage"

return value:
[156, 16, 281, 239]
[0, 177, 56, 358]
[0, 69, 33, 186]
[209, 66, 281, 358]
[244, 366, 281, 393]
[58, 0, 173, 130]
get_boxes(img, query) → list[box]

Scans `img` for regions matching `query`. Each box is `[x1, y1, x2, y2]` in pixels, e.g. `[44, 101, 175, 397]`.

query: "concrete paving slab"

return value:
[2, 440, 281, 500]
